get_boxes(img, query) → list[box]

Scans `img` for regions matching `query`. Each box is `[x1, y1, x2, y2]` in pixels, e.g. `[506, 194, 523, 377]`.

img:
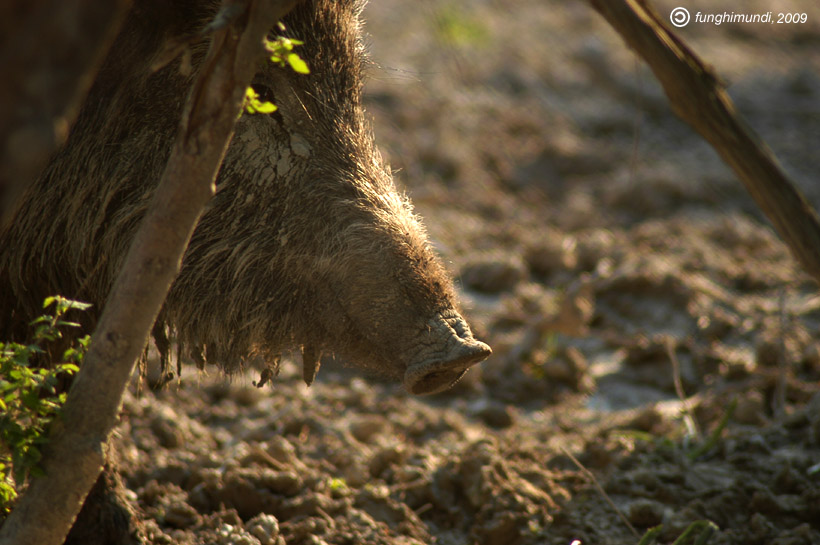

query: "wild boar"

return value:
[0, 0, 489, 393]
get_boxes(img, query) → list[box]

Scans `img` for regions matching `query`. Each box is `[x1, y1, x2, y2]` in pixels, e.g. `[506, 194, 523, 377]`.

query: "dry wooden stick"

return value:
[560, 446, 640, 538]
[664, 337, 699, 439]
[588, 0, 820, 287]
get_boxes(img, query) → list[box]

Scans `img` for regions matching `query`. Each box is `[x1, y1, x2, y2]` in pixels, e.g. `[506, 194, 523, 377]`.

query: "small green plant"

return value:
[525, 332, 558, 380]
[244, 29, 310, 115]
[434, 4, 490, 47]
[686, 398, 736, 460]
[636, 520, 718, 545]
[612, 394, 738, 462]
[0, 296, 90, 513]
[328, 477, 350, 497]
[265, 34, 310, 75]
[244, 86, 279, 114]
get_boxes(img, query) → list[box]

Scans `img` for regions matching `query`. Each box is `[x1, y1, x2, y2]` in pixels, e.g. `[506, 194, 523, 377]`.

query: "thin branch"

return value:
[560, 446, 640, 538]
[773, 289, 789, 418]
[588, 0, 820, 287]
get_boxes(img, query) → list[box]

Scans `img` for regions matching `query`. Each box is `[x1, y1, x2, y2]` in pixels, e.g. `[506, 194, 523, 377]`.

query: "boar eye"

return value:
[251, 83, 276, 105]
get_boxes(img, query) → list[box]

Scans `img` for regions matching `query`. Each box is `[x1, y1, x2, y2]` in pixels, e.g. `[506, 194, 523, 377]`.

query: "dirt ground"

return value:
[117, 1, 820, 544]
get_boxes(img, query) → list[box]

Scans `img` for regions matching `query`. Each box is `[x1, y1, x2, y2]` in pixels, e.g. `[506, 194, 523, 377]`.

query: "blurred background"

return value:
[359, 0, 820, 409]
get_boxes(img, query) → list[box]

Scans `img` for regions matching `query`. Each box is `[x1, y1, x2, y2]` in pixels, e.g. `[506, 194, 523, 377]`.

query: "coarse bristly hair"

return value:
[0, 0, 463, 382]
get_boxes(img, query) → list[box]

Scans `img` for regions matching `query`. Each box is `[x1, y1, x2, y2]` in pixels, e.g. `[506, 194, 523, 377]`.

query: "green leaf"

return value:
[60, 363, 80, 374]
[287, 53, 310, 74]
[56, 320, 81, 328]
[40, 400, 59, 412]
[0, 483, 17, 512]
[670, 520, 718, 545]
[329, 477, 348, 491]
[65, 300, 91, 311]
[637, 525, 664, 545]
[21, 391, 41, 411]
[244, 87, 278, 115]
[254, 101, 278, 114]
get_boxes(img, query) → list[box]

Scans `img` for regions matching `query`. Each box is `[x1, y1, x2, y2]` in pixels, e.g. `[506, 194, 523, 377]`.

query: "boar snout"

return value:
[403, 310, 491, 395]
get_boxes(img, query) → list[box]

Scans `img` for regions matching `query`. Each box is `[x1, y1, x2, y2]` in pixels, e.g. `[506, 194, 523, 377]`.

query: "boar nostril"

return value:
[403, 339, 491, 396]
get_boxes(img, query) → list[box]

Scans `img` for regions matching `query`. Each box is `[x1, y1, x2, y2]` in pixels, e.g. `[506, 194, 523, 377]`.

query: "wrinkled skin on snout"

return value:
[402, 311, 492, 395]
[0, 0, 490, 395]
[298, 193, 492, 394]
[309, 256, 492, 396]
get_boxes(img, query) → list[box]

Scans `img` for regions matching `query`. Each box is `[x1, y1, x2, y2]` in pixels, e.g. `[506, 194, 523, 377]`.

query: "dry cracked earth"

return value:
[113, 1, 820, 544]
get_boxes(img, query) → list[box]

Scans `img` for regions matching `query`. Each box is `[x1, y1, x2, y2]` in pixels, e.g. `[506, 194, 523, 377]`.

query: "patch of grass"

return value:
[613, 395, 738, 461]
[687, 397, 737, 460]
[612, 429, 678, 451]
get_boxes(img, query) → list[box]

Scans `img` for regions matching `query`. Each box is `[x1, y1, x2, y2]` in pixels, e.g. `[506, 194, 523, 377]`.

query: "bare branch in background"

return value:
[589, 0, 820, 287]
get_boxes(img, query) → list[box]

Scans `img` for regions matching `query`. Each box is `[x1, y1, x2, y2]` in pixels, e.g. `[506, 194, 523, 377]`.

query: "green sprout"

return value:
[243, 32, 309, 115]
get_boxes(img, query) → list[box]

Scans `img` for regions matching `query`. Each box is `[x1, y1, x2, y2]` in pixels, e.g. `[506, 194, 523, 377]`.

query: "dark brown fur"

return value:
[1, 0, 460, 383]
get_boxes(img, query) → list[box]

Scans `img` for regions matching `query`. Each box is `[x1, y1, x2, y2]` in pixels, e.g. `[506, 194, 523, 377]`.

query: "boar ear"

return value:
[302, 344, 322, 386]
